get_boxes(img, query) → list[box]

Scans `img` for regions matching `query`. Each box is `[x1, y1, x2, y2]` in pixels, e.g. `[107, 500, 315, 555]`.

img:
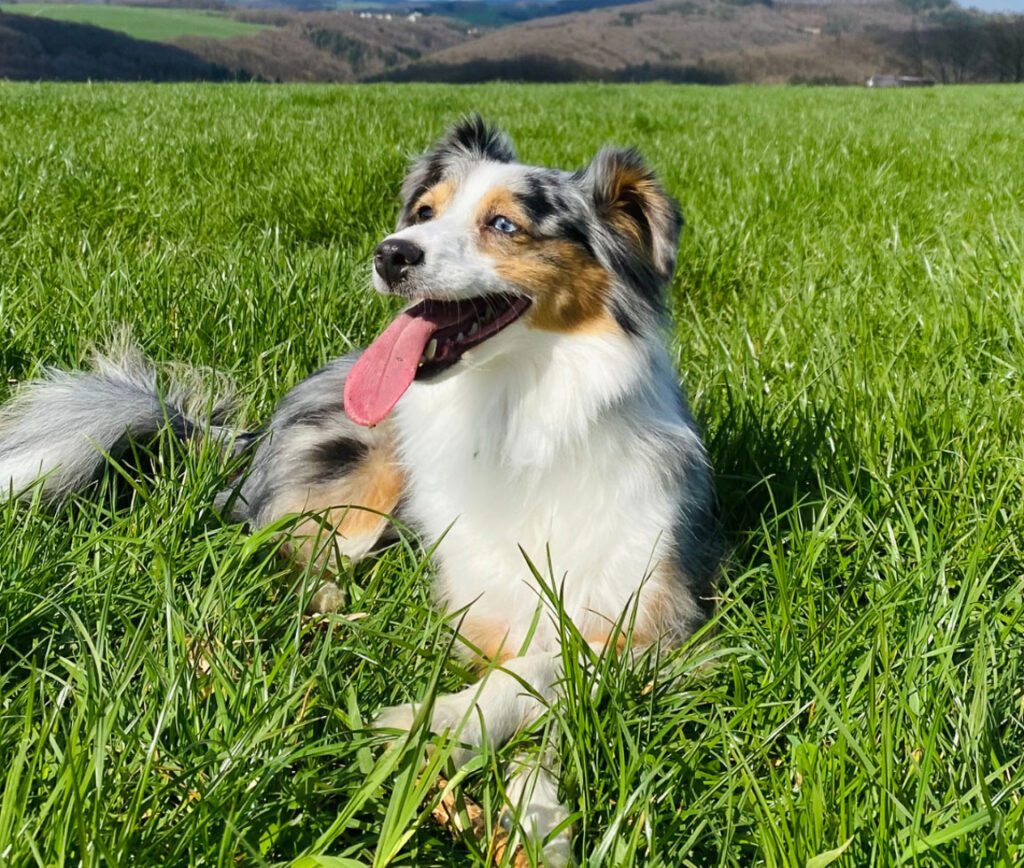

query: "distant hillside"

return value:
[208, 0, 652, 21]
[376, 0, 1024, 84]
[0, 10, 233, 79]
[396, 0, 919, 74]
[1, 0, 1021, 84]
[175, 9, 477, 80]
[0, 1, 483, 82]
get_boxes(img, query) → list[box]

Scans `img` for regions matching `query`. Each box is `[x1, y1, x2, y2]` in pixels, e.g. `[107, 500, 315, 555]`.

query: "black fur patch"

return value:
[559, 221, 596, 257]
[520, 177, 555, 224]
[399, 115, 516, 226]
[450, 114, 516, 164]
[309, 436, 368, 478]
[605, 242, 666, 315]
[610, 297, 642, 337]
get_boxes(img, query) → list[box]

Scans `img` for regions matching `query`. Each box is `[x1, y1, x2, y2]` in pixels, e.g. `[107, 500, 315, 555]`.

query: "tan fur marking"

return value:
[603, 167, 666, 254]
[472, 188, 618, 334]
[457, 617, 517, 668]
[333, 447, 404, 536]
[583, 631, 629, 656]
[575, 313, 621, 334]
[493, 239, 615, 333]
[585, 567, 682, 653]
[413, 178, 457, 220]
[634, 564, 688, 647]
[276, 442, 404, 569]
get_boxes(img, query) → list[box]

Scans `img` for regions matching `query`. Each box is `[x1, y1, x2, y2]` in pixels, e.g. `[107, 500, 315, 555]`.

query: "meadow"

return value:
[1, 3, 266, 41]
[0, 82, 1022, 867]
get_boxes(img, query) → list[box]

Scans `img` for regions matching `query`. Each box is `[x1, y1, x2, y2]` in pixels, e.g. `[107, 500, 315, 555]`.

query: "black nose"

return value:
[374, 238, 424, 286]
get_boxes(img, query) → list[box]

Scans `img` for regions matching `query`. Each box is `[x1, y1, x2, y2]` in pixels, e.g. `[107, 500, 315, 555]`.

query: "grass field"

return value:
[1, 3, 267, 40]
[1, 82, 1023, 867]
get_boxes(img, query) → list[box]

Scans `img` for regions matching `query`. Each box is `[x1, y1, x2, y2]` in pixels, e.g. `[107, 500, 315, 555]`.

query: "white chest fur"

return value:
[393, 325, 693, 651]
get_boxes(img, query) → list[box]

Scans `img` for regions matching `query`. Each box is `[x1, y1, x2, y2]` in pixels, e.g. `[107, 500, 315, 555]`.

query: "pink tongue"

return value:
[344, 302, 456, 427]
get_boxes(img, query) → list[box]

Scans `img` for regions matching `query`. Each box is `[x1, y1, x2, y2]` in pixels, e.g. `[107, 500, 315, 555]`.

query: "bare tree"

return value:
[986, 16, 1024, 82]
[912, 16, 986, 83]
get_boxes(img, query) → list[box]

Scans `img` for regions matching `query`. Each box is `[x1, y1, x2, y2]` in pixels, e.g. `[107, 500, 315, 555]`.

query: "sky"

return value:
[963, 0, 1024, 10]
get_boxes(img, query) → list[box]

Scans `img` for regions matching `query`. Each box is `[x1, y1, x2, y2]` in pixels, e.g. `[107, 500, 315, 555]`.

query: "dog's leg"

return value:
[377, 639, 647, 862]
[493, 637, 636, 867]
[376, 652, 561, 764]
[231, 355, 405, 614]
[501, 746, 574, 868]
[377, 653, 574, 862]
[304, 577, 347, 615]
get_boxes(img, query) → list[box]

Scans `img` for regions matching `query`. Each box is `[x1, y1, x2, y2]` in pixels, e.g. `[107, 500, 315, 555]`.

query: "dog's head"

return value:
[344, 116, 683, 427]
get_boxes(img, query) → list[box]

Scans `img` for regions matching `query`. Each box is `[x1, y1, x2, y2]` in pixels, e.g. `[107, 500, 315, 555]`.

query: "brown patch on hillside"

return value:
[418, 0, 919, 72]
[376, 0, 1024, 86]
[174, 9, 479, 82]
[703, 31, 921, 85]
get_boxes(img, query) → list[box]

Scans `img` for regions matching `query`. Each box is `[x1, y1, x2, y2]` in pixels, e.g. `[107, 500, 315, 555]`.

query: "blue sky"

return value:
[963, 0, 1024, 10]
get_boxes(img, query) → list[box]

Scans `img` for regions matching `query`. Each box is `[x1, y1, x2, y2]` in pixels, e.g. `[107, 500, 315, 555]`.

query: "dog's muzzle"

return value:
[374, 238, 424, 288]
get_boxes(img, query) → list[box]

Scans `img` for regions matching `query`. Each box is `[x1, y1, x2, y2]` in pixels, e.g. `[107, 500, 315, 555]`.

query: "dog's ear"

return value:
[398, 115, 517, 227]
[577, 147, 682, 281]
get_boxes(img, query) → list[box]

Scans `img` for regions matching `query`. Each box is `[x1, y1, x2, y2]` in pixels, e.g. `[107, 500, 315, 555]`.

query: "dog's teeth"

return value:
[424, 339, 437, 361]
[468, 321, 480, 337]
[456, 331, 465, 342]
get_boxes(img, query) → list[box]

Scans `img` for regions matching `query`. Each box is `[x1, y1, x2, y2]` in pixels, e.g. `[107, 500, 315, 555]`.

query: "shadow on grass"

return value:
[706, 399, 857, 538]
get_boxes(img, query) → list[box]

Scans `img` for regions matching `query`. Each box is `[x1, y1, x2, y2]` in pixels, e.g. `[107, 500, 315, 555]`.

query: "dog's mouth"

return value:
[413, 294, 532, 376]
[344, 293, 531, 427]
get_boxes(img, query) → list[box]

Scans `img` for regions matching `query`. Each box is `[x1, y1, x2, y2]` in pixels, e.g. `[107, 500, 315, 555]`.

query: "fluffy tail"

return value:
[0, 336, 252, 502]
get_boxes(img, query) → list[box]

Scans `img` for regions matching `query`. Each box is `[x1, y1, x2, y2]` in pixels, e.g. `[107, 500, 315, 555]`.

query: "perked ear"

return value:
[398, 115, 517, 227]
[579, 147, 682, 281]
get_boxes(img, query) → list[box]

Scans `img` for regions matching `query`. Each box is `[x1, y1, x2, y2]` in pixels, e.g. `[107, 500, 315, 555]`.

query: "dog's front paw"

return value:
[500, 759, 574, 867]
[373, 701, 419, 733]
[374, 689, 483, 765]
[305, 581, 346, 614]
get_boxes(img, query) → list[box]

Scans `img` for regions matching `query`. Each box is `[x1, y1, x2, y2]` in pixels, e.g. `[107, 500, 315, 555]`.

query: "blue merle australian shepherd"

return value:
[0, 117, 721, 864]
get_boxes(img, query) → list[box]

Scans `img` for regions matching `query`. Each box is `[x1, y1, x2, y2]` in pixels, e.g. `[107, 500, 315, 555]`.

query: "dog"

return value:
[0, 117, 721, 864]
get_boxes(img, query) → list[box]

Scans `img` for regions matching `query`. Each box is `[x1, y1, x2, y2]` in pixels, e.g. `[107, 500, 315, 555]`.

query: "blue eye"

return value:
[489, 215, 518, 234]
[416, 204, 434, 222]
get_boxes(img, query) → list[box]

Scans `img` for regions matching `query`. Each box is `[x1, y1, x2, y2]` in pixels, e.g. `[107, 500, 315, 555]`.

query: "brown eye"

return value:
[416, 204, 434, 222]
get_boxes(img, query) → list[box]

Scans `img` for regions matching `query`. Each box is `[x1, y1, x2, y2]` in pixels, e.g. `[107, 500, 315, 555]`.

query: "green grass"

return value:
[1, 81, 1023, 867]
[0, 3, 267, 41]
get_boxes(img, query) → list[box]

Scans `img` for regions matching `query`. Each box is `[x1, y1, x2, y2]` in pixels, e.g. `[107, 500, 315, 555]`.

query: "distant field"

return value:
[0, 83, 1023, 867]
[1, 2, 267, 40]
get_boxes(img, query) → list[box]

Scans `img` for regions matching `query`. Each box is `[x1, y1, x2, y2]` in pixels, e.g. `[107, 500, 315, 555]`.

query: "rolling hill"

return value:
[372, 0, 1022, 84]
[0, 9, 234, 79]
[0, 4, 482, 81]
[0, 0, 1020, 84]
[372, 0, 953, 83]
[418, 0, 919, 71]
[176, 9, 476, 80]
